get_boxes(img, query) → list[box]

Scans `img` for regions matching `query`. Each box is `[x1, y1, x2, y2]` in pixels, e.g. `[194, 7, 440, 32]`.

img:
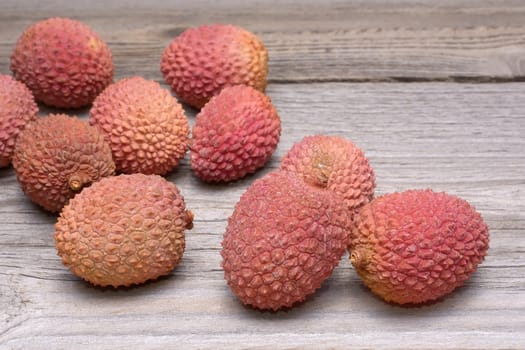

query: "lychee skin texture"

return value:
[350, 189, 489, 305]
[161, 24, 268, 109]
[0, 74, 37, 167]
[280, 135, 375, 214]
[55, 174, 193, 288]
[13, 114, 115, 212]
[221, 172, 350, 311]
[90, 77, 190, 175]
[10, 17, 113, 108]
[190, 85, 281, 182]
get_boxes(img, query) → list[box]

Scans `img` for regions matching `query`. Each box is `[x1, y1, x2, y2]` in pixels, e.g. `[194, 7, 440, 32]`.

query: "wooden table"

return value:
[1, 1, 524, 349]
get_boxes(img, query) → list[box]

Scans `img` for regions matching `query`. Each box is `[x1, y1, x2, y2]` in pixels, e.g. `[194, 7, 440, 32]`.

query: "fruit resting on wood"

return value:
[13, 114, 115, 212]
[90, 76, 190, 175]
[280, 135, 375, 215]
[0, 74, 37, 167]
[10, 17, 113, 108]
[222, 171, 350, 310]
[161, 24, 268, 109]
[55, 173, 193, 287]
[350, 189, 489, 305]
[190, 85, 281, 182]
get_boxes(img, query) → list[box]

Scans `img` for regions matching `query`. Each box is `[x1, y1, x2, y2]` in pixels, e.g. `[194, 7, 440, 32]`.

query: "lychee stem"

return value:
[350, 249, 366, 268]
[68, 173, 90, 192]
[184, 210, 194, 230]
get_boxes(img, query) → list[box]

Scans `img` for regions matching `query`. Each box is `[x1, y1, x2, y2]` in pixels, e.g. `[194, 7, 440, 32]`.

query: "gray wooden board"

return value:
[1, 0, 525, 348]
[1, 82, 524, 349]
[1, 0, 525, 81]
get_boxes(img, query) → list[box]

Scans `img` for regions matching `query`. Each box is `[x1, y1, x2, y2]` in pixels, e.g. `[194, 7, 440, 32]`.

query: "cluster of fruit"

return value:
[223, 137, 489, 309]
[0, 17, 489, 311]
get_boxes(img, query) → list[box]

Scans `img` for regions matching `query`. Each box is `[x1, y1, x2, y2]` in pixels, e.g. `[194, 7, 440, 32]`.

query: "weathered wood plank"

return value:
[1, 1, 525, 81]
[1, 83, 524, 349]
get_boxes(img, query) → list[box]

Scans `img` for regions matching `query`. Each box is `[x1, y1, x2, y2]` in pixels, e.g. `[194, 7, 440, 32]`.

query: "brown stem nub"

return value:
[350, 249, 366, 268]
[68, 173, 90, 192]
[184, 210, 194, 230]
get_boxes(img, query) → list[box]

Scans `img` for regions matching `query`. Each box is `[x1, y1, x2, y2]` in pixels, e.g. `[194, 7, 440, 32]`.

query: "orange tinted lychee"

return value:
[55, 174, 193, 287]
[161, 24, 268, 109]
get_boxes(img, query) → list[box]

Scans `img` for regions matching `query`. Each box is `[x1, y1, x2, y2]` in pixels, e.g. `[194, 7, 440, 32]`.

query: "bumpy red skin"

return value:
[0, 75, 37, 167]
[55, 174, 193, 287]
[10, 17, 113, 108]
[190, 85, 281, 182]
[280, 135, 375, 214]
[90, 77, 190, 175]
[13, 114, 115, 212]
[221, 172, 350, 311]
[350, 189, 489, 305]
[161, 24, 268, 109]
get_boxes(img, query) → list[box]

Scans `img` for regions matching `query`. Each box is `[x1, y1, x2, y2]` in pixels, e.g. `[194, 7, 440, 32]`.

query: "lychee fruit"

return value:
[280, 135, 375, 214]
[89, 76, 190, 175]
[190, 85, 281, 182]
[10, 17, 113, 108]
[13, 114, 115, 212]
[55, 173, 193, 287]
[161, 24, 268, 109]
[221, 171, 350, 311]
[0, 74, 38, 167]
[349, 189, 489, 305]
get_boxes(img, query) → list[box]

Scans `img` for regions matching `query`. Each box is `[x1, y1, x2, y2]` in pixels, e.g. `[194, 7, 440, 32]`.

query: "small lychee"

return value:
[190, 85, 281, 182]
[280, 135, 375, 214]
[350, 189, 489, 305]
[10, 17, 114, 108]
[89, 76, 190, 175]
[13, 114, 115, 212]
[161, 24, 268, 109]
[221, 171, 350, 311]
[55, 173, 193, 287]
[0, 74, 38, 167]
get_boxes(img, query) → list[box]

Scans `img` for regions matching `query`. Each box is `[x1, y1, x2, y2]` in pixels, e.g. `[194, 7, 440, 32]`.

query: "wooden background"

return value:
[1, 1, 524, 349]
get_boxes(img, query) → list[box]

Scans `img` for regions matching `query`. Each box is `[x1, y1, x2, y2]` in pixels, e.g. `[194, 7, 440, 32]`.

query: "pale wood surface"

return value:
[1, 1, 525, 349]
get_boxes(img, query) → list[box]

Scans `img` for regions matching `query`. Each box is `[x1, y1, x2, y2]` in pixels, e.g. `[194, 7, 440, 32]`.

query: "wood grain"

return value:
[1, 1, 525, 81]
[1, 0, 525, 348]
[1, 82, 524, 349]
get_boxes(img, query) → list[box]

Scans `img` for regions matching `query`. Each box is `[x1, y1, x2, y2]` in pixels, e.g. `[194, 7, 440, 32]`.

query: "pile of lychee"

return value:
[1, 17, 489, 310]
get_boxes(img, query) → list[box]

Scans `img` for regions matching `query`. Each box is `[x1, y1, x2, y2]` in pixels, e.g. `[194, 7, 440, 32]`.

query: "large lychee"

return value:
[350, 189, 489, 305]
[221, 171, 350, 311]
[161, 24, 268, 109]
[0, 74, 38, 167]
[280, 135, 375, 214]
[13, 114, 115, 212]
[190, 85, 281, 182]
[10, 17, 113, 108]
[89, 76, 190, 175]
[55, 174, 193, 287]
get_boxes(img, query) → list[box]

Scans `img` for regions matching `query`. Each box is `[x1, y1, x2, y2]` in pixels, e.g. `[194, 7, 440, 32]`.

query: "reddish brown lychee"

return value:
[55, 174, 193, 287]
[350, 189, 489, 305]
[221, 171, 351, 311]
[10, 17, 113, 108]
[280, 135, 375, 214]
[89, 77, 190, 175]
[12, 114, 115, 212]
[190, 85, 281, 182]
[161, 24, 268, 109]
[0, 74, 38, 167]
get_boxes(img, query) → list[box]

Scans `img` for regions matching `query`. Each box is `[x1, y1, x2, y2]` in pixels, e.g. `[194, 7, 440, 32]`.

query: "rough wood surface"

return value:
[1, 1, 525, 81]
[1, 82, 524, 349]
[1, 1, 525, 349]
